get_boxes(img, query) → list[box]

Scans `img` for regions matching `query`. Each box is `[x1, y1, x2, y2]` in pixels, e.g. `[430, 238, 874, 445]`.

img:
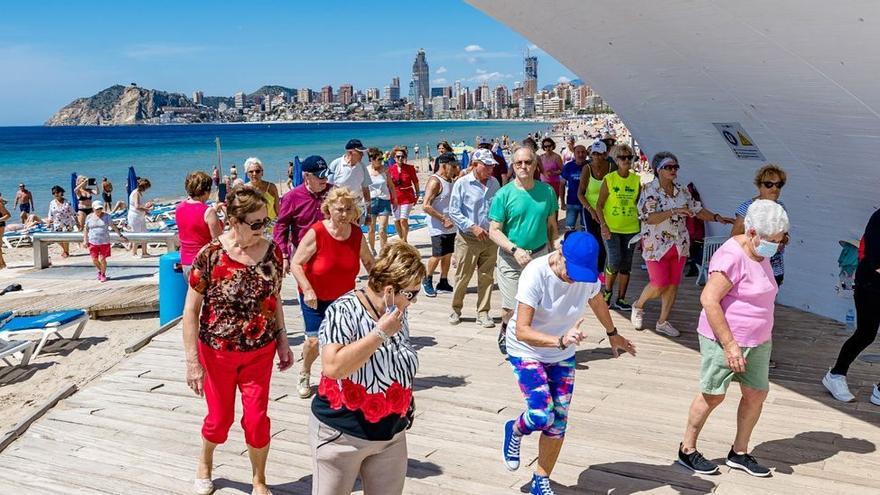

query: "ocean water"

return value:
[0, 121, 547, 210]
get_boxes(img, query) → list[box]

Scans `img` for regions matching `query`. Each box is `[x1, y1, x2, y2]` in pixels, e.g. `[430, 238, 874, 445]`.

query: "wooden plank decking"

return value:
[0, 228, 879, 494]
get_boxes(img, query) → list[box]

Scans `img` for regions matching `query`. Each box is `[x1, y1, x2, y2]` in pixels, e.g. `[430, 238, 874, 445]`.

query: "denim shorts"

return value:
[370, 198, 392, 217]
[299, 293, 333, 338]
[604, 232, 636, 275]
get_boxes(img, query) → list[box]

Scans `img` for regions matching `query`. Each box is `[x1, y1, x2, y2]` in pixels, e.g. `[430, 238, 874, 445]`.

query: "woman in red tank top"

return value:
[388, 147, 420, 243]
[290, 187, 374, 398]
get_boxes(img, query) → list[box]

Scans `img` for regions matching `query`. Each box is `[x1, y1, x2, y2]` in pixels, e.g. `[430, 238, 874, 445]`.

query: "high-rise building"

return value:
[366, 88, 380, 101]
[321, 85, 333, 104]
[524, 55, 538, 97]
[453, 80, 462, 98]
[234, 91, 246, 109]
[410, 49, 430, 109]
[338, 84, 354, 106]
[298, 88, 312, 104]
[390, 77, 400, 101]
[192, 90, 203, 105]
[431, 87, 445, 98]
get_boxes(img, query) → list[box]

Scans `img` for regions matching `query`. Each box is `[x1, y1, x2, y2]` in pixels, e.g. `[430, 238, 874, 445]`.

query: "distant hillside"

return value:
[202, 95, 235, 108]
[248, 85, 296, 97]
[46, 85, 193, 126]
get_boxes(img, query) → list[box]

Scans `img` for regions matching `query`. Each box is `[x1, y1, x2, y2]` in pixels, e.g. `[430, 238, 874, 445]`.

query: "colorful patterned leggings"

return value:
[509, 355, 576, 439]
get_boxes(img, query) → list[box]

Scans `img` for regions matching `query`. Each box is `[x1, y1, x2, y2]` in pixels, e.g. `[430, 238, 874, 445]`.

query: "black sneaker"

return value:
[436, 278, 454, 293]
[614, 298, 633, 311]
[726, 449, 771, 477]
[677, 444, 719, 474]
[497, 323, 508, 355]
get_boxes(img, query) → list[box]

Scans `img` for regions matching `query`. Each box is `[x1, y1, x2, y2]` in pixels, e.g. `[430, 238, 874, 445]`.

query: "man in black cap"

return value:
[421, 152, 461, 297]
[274, 155, 333, 274]
[328, 139, 372, 225]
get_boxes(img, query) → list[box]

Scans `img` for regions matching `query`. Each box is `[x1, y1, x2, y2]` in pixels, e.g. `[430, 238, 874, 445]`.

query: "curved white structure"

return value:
[469, 0, 880, 320]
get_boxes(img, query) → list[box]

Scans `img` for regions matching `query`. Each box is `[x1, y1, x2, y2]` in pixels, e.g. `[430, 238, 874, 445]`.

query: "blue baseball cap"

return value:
[301, 155, 329, 178]
[561, 232, 599, 283]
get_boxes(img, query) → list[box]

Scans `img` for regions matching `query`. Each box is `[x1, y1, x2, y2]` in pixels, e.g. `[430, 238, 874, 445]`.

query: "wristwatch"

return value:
[557, 335, 567, 350]
[511, 246, 519, 255]
[606, 327, 619, 337]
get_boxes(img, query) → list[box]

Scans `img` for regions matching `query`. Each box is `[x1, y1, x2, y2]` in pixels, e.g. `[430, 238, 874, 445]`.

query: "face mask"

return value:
[755, 239, 779, 258]
[384, 290, 397, 314]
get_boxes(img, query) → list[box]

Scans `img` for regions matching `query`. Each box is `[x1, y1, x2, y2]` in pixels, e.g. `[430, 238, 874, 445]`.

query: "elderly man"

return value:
[327, 139, 372, 225]
[477, 136, 509, 185]
[422, 152, 461, 297]
[448, 148, 501, 328]
[489, 147, 559, 355]
[274, 155, 332, 273]
[560, 144, 589, 232]
[14, 183, 34, 223]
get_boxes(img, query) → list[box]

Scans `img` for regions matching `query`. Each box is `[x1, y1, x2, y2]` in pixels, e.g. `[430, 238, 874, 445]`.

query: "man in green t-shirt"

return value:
[489, 146, 559, 355]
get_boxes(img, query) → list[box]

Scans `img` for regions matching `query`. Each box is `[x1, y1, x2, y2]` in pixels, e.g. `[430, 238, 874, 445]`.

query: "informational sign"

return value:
[713, 122, 765, 160]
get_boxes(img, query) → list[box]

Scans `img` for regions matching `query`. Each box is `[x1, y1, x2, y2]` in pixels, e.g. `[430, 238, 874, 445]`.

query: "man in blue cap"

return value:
[328, 139, 372, 225]
[500, 231, 636, 495]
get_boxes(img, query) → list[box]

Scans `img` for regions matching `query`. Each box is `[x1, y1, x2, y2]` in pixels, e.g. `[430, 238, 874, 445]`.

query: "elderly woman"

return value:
[244, 157, 280, 221]
[539, 137, 565, 210]
[677, 200, 788, 477]
[176, 171, 224, 280]
[82, 200, 127, 281]
[290, 187, 374, 399]
[388, 147, 419, 243]
[731, 164, 788, 286]
[128, 177, 153, 257]
[367, 147, 397, 254]
[631, 152, 734, 337]
[310, 242, 426, 495]
[501, 232, 636, 495]
[183, 186, 293, 495]
[47, 185, 77, 259]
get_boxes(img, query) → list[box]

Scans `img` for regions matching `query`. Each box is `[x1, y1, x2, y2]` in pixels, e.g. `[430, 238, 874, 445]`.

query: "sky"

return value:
[0, 0, 577, 126]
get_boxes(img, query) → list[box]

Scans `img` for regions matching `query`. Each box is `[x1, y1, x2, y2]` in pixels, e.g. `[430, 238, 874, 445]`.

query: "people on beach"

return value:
[432, 141, 453, 173]
[577, 140, 616, 278]
[47, 185, 77, 259]
[631, 152, 734, 337]
[366, 147, 397, 254]
[290, 187, 374, 399]
[274, 156, 333, 275]
[128, 177, 153, 257]
[0, 193, 10, 269]
[176, 171, 224, 280]
[560, 145, 588, 232]
[74, 176, 94, 230]
[421, 152, 460, 297]
[245, 157, 280, 221]
[678, 200, 788, 477]
[286, 161, 294, 190]
[183, 186, 292, 495]
[596, 143, 641, 310]
[14, 183, 35, 223]
[328, 139, 372, 226]
[489, 146, 559, 355]
[388, 147, 419, 244]
[82, 200, 127, 282]
[501, 232, 635, 495]
[448, 148, 501, 328]
[101, 177, 113, 205]
[539, 137, 565, 209]
[310, 242, 425, 495]
[823, 206, 880, 404]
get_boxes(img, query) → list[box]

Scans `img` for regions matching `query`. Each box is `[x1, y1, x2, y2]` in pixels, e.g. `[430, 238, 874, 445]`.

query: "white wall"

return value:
[468, 0, 880, 320]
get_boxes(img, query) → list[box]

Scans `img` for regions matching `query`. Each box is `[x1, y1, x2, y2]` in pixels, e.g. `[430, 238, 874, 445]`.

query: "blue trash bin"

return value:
[159, 251, 187, 325]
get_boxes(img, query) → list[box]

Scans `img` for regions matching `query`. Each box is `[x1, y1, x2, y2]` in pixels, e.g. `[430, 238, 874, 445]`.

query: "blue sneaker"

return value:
[530, 474, 555, 495]
[502, 420, 521, 471]
[423, 277, 437, 298]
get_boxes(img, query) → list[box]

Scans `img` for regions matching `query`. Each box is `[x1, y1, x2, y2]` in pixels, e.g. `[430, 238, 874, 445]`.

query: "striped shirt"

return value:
[735, 199, 785, 276]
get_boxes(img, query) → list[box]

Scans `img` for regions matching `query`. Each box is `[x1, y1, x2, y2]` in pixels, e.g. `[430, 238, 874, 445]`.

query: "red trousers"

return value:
[198, 341, 275, 448]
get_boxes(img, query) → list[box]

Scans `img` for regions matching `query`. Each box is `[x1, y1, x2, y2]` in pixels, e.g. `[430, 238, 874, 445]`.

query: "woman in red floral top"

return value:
[310, 242, 426, 495]
[183, 186, 293, 495]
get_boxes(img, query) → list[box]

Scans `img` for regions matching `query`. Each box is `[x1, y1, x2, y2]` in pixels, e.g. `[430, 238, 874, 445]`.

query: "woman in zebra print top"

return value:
[310, 241, 426, 495]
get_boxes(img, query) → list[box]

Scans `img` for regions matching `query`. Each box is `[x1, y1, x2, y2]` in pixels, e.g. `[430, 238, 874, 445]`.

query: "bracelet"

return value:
[606, 328, 619, 337]
[713, 213, 721, 222]
[373, 329, 390, 344]
[557, 335, 567, 350]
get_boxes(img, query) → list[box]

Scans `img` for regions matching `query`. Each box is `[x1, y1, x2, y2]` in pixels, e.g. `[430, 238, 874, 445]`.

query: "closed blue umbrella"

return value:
[460, 149, 470, 169]
[126, 166, 138, 199]
[70, 173, 79, 210]
[293, 156, 304, 187]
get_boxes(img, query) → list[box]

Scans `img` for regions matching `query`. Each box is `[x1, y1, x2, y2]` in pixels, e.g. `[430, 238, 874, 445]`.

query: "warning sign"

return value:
[713, 122, 765, 161]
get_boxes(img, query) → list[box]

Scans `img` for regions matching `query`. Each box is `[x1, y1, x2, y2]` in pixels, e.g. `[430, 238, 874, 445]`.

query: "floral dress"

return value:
[188, 240, 284, 352]
[637, 179, 703, 261]
[47, 199, 77, 232]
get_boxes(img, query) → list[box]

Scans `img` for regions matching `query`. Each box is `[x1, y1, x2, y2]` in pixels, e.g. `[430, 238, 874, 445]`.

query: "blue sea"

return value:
[0, 121, 547, 209]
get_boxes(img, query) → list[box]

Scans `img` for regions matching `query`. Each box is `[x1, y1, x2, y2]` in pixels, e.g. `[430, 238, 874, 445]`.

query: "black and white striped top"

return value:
[318, 291, 419, 392]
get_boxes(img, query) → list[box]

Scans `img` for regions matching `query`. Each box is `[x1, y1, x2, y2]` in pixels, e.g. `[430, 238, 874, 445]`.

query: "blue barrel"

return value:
[159, 251, 187, 325]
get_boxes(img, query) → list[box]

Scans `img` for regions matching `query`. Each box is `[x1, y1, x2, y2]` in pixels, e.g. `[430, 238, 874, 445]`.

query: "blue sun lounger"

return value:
[0, 312, 34, 367]
[0, 310, 89, 360]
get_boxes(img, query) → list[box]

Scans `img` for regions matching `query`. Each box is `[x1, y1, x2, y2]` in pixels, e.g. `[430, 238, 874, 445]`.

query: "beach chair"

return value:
[696, 236, 729, 286]
[0, 309, 89, 360]
[0, 311, 34, 367]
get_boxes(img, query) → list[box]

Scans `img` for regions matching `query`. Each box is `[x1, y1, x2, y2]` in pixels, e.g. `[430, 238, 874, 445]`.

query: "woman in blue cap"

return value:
[500, 232, 637, 495]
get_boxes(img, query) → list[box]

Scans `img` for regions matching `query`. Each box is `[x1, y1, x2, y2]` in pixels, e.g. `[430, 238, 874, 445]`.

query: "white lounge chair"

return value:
[0, 310, 89, 360]
[0, 311, 33, 367]
[696, 236, 730, 286]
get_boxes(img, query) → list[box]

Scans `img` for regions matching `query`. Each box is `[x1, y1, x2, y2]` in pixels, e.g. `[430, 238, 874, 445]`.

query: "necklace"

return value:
[360, 289, 383, 319]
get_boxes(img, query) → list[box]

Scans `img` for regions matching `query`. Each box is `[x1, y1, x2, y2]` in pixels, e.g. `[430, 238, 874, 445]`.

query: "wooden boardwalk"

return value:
[1, 228, 879, 494]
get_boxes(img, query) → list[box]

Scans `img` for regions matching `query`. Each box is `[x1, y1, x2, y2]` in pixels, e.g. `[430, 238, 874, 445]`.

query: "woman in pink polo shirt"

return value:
[176, 171, 224, 280]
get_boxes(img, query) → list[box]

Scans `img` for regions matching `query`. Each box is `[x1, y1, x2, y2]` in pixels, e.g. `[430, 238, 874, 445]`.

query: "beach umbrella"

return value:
[460, 149, 470, 169]
[70, 173, 79, 210]
[126, 166, 138, 199]
[293, 156, 304, 187]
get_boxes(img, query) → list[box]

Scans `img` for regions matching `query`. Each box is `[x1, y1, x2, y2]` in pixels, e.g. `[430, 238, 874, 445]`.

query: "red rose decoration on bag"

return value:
[385, 382, 410, 416]
[318, 376, 343, 410]
[361, 392, 391, 423]
[341, 379, 367, 410]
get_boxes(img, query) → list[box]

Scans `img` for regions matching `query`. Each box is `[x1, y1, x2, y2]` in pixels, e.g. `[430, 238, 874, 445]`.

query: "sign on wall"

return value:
[713, 122, 765, 160]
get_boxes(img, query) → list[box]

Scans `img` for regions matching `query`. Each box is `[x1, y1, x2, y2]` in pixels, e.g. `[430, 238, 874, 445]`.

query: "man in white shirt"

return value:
[328, 139, 372, 225]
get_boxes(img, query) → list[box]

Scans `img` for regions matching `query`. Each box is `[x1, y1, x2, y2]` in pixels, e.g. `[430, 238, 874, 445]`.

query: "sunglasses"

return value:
[616, 155, 634, 161]
[661, 165, 680, 171]
[542, 145, 552, 148]
[240, 217, 270, 231]
[400, 288, 420, 301]
[395, 155, 405, 159]
[247, 169, 263, 174]
[761, 181, 785, 189]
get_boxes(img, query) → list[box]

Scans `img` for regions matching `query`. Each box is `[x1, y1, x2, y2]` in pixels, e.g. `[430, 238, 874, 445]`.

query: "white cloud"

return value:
[435, 66, 447, 74]
[475, 68, 487, 74]
[124, 43, 206, 60]
[467, 56, 479, 64]
[434, 78, 447, 85]
[464, 44, 484, 52]
[557, 76, 571, 83]
[467, 71, 512, 83]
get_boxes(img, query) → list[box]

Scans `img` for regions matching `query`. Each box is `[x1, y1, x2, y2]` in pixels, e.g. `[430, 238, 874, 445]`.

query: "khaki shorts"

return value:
[699, 335, 772, 395]
[496, 245, 549, 311]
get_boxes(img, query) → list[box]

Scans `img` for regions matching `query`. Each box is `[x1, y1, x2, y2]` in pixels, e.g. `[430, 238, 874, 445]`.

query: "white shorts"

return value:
[393, 203, 414, 221]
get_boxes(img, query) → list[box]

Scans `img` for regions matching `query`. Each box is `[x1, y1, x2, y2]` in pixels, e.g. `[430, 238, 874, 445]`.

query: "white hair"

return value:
[744, 199, 789, 238]
[243, 157, 263, 171]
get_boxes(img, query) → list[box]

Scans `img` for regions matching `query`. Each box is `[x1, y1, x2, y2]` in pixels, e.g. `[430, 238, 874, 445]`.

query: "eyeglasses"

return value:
[395, 155, 405, 159]
[661, 165, 680, 171]
[240, 217, 270, 231]
[761, 181, 785, 189]
[616, 155, 634, 161]
[400, 288, 420, 301]
[247, 169, 263, 174]
[513, 160, 532, 165]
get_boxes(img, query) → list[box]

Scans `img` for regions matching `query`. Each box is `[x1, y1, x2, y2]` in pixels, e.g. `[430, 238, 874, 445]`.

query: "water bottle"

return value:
[845, 309, 856, 331]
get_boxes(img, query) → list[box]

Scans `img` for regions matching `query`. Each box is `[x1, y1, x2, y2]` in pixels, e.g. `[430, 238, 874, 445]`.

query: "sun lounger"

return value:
[0, 309, 89, 360]
[0, 338, 34, 367]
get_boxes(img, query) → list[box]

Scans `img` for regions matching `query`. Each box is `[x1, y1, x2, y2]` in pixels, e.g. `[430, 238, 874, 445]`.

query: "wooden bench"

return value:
[31, 232, 179, 269]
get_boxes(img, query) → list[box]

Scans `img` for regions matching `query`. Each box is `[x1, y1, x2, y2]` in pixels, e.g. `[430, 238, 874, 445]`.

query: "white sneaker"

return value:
[872, 384, 880, 406]
[297, 372, 313, 399]
[655, 320, 680, 337]
[448, 312, 461, 325]
[630, 307, 644, 330]
[476, 312, 496, 328]
[822, 371, 855, 402]
[193, 478, 214, 495]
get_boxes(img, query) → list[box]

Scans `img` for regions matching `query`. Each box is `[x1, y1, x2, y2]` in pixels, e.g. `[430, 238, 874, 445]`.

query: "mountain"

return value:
[541, 78, 583, 91]
[46, 85, 193, 126]
[248, 85, 296, 97]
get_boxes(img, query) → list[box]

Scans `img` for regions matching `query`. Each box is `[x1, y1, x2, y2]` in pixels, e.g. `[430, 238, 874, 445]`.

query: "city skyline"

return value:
[0, 0, 578, 126]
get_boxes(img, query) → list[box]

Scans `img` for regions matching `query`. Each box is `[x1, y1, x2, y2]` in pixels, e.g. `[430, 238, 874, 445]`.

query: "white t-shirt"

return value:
[506, 254, 601, 362]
